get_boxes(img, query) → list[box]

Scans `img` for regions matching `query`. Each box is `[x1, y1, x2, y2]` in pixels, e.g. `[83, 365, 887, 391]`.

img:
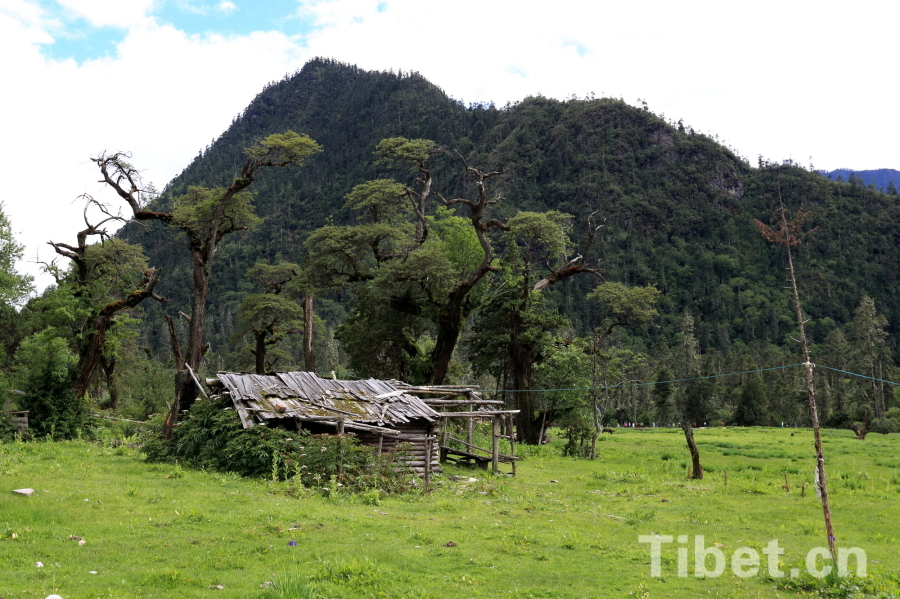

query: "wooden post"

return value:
[337, 418, 344, 480]
[724, 470, 728, 487]
[441, 416, 448, 450]
[492, 417, 499, 474]
[466, 393, 474, 450]
[507, 414, 517, 476]
[377, 435, 383, 455]
[424, 432, 432, 486]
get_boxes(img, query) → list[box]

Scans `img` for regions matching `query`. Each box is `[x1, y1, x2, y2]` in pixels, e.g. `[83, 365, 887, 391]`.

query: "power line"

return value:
[494, 363, 805, 393]
[112, 358, 900, 393]
[817, 365, 900, 387]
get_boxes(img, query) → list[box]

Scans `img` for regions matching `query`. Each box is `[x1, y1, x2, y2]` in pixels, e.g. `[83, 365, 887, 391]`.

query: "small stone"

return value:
[88, 570, 97, 574]
[35, 562, 44, 567]
[45, 595, 64, 599]
[550, 480, 559, 483]
[78, 540, 86, 546]
[11, 532, 18, 539]
[260, 582, 273, 588]
[84, 499, 89, 502]
[208, 585, 225, 590]
[443, 541, 458, 547]
[13, 488, 34, 497]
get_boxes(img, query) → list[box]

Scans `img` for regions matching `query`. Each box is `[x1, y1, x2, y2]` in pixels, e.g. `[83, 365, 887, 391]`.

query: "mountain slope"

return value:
[121, 59, 900, 370]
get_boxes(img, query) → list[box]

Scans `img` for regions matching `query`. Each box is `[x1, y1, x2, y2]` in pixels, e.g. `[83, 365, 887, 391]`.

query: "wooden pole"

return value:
[492, 417, 500, 474]
[466, 393, 474, 449]
[424, 433, 432, 486]
[758, 201, 837, 561]
[337, 418, 344, 480]
[508, 414, 517, 476]
[377, 435, 383, 455]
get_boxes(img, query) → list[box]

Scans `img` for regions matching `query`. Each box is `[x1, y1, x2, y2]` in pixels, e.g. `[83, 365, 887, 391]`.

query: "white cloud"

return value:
[217, 1, 237, 14]
[54, 0, 157, 28]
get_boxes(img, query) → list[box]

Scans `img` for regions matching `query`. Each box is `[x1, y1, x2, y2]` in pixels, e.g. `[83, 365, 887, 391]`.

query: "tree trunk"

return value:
[253, 330, 266, 375]
[683, 423, 703, 479]
[177, 248, 211, 413]
[430, 291, 467, 385]
[75, 270, 164, 399]
[100, 356, 118, 411]
[304, 293, 316, 373]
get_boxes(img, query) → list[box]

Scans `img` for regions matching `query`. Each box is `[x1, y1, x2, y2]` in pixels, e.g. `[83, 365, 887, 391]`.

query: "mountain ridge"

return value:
[120, 58, 900, 374]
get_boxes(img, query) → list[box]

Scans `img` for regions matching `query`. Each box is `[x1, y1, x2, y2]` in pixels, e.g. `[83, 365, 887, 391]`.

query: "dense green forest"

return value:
[5, 58, 899, 447]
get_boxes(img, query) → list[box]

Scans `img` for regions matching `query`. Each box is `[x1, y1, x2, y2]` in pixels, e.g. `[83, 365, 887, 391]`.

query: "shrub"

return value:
[871, 417, 900, 434]
[15, 331, 89, 439]
[143, 398, 415, 494]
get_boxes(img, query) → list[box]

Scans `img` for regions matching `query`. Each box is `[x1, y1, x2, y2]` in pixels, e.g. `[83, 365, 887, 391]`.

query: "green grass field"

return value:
[1, 427, 898, 598]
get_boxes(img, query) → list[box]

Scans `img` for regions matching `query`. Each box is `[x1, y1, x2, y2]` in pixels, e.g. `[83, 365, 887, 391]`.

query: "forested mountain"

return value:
[820, 168, 900, 194]
[111, 58, 898, 435]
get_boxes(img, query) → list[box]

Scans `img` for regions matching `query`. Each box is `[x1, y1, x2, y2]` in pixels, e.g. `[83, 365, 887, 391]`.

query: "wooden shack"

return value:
[205, 371, 443, 475]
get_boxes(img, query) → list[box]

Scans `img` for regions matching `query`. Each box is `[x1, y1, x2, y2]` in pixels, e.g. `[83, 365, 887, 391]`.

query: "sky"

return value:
[1, 0, 898, 295]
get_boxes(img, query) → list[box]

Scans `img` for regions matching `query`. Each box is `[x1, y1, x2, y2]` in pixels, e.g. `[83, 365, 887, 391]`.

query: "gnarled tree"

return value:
[47, 198, 166, 404]
[95, 132, 321, 433]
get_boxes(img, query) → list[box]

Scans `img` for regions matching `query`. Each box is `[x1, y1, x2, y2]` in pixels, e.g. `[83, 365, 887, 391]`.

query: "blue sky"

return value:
[38, 0, 315, 62]
[1, 0, 898, 293]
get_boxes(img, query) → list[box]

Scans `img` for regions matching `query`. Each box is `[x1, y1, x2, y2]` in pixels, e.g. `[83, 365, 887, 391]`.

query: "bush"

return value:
[871, 417, 900, 434]
[15, 331, 89, 439]
[143, 398, 416, 494]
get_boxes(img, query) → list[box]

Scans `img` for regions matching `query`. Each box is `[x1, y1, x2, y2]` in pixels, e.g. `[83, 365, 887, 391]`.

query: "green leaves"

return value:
[0, 204, 32, 307]
[506, 211, 573, 262]
[588, 282, 661, 325]
[236, 293, 304, 337]
[375, 137, 439, 165]
[244, 131, 323, 167]
[171, 186, 262, 240]
[344, 179, 408, 223]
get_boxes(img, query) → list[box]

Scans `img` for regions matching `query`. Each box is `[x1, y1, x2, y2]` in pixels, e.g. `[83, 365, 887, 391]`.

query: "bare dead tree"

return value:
[755, 201, 836, 562]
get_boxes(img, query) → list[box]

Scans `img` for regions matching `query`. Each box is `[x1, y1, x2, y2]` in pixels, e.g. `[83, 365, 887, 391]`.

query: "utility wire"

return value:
[110, 358, 900, 393]
[494, 363, 805, 393]
[816, 365, 900, 387]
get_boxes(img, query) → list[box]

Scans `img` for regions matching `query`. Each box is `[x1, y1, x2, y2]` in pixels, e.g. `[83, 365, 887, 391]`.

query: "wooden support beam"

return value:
[427, 410, 520, 418]
[492, 417, 500, 474]
[508, 413, 517, 476]
[312, 419, 401, 437]
[422, 399, 505, 406]
[424, 434, 433, 485]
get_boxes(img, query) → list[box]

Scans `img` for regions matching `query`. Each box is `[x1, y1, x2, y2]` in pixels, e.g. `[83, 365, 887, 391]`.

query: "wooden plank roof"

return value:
[212, 371, 439, 428]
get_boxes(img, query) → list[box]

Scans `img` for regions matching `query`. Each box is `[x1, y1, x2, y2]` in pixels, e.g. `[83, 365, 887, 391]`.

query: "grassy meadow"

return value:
[1, 426, 899, 598]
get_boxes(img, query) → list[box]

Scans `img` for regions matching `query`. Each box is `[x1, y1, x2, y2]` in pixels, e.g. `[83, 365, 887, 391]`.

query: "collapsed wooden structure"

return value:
[390, 381, 520, 475]
[205, 371, 519, 477]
